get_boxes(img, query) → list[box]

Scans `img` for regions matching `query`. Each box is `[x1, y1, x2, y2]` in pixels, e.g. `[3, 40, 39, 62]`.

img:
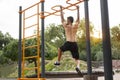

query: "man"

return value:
[54, 5, 81, 72]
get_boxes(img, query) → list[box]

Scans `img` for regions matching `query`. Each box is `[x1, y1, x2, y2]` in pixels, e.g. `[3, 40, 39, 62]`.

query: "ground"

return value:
[47, 73, 119, 80]
[0, 73, 119, 80]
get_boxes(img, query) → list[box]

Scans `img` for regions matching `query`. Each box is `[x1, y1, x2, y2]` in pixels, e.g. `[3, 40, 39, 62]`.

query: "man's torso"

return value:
[64, 24, 78, 42]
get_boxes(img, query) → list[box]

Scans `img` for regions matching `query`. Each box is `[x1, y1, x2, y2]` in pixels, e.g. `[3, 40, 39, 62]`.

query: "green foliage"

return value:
[45, 24, 66, 47]
[3, 40, 18, 61]
[111, 24, 120, 59]
[4, 32, 14, 46]
[77, 19, 102, 61]
[112, 48, 120, 59]
[0, 31, 4, 50]
[79, 50, 86, 61]
[45, 42, 57, 60]
[95, 51, 103, 61]
[0, 32, 13, 50]
[91, 41, 102, 61]
[0, 31, 15, 64]
[111, 24, 120, 42]
[45, 24, 65, 60]
[0, 50, 8, 64]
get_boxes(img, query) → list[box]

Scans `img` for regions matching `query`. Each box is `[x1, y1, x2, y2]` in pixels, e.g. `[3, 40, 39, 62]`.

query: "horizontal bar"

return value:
[19, 1, 43, 13]
[25, 24, 38, 29]
[25, 13, 37, 20]
[25, 45, 38, 49]
[25, 56, 38, 59]
[24, 67, 38, 70]
[24, 35, 40, 40]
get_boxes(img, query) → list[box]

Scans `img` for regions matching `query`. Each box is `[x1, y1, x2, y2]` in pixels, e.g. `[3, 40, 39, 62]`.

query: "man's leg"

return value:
[75, 59, 83, 76]
[54, 48, 62, 65]
[58, 48, 62, 62]
[75, 59, 80, 68]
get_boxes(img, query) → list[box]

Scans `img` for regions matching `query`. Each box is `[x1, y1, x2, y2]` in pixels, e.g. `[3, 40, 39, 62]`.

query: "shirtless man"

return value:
[54, 6, 81, 71]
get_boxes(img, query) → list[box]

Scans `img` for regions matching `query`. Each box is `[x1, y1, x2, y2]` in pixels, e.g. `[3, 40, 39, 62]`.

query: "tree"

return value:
[111, 24, 120, 59]
[3, 40, 18, 61]
[76, 19, 95, 60]
[4, 32, 14, 46]
[0, 50, 8, 64]
[45, 24, 65, 59]
[45, 24, 66, 48]
[0, 31, 4, 50]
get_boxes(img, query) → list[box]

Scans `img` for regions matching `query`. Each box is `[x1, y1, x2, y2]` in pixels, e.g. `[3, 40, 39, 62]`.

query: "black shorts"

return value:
[60, 41, 79, 60]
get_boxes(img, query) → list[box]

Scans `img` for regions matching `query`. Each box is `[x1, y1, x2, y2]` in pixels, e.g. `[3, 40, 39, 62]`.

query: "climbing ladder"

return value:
[18, 1, 45, 80]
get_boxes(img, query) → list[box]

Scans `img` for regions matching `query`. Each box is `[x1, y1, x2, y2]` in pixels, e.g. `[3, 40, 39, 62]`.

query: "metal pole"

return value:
[18, 6, 22, 78]
[41, 1, 45, 78]
[100, 0, 113, 80]
[84, 0, 92, 75]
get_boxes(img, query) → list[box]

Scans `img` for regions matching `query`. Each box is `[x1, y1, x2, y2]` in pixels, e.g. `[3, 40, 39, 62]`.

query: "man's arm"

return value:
[73, 6, 80, 29]
[76, 6, 80, 24]
[60, 6, 65, 23]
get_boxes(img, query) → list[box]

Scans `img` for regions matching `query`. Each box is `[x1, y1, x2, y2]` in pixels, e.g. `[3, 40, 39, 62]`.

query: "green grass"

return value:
[45, 53, 87, 71]
[0, 63, 18, 78]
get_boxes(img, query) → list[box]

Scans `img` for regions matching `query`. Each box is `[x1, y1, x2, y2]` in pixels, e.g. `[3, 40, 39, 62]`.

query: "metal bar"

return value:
[84, 0, 92, 75]
[41, 0, 45, 78]
[18, 6, 22, 78]
[25, 13, 37, 20]
[25, 56, 38, 59]
[37, 4, 40, 78]
[25, 45, 37, 49]
[25, 24, 37, 29]
[100, 0, 113, 80]
[24, 34, 37, 39]
[20, 1, 42, 13]
[24, 67, 38, 70]
[44, 0, 84, 17]
[22, 12, 26, 78]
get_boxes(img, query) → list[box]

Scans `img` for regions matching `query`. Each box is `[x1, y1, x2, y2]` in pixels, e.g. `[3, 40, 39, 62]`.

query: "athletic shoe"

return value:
[54, 61, 60, 66]
[75, 67, 83, 76]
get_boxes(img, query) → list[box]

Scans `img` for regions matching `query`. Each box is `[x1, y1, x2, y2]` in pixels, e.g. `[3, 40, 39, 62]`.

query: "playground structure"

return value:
[18, 0, 113, 80]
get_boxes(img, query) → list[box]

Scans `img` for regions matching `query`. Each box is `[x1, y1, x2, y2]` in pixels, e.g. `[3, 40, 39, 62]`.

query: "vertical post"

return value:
[41, 0, 45, 78]
[18, 6, 22, 78]
[100, 0, 113, 80]
[84, 0, 92, 75]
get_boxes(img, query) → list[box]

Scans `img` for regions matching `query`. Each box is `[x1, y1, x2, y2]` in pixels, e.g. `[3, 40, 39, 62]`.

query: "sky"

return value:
[0, 0, 120, 39]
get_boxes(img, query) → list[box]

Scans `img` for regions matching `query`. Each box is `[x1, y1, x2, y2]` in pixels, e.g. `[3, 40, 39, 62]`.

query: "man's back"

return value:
[63, 23, 78, 42]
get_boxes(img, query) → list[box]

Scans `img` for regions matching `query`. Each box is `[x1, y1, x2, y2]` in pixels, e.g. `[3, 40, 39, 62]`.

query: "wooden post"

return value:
[84, 75, 98, 80]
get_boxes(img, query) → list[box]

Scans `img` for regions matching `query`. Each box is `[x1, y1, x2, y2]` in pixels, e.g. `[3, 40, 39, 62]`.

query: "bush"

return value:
[45, 42, 57, 60]
[95, 51, 103, 61]
[79, 50, 86, 61]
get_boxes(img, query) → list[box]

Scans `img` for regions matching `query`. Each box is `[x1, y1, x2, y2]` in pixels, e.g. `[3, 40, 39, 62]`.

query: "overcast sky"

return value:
[0, 0, 120, 38]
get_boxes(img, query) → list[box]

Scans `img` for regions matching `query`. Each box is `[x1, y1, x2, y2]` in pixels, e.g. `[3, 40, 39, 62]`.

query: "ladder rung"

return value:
[24, 67, 38, 70]
[25, 34, 37, 39]
[25, 56, 38, 59]
[25, 45, 37, 49]
[25, 13, 37, 20]
[25, 24, 37, 29]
